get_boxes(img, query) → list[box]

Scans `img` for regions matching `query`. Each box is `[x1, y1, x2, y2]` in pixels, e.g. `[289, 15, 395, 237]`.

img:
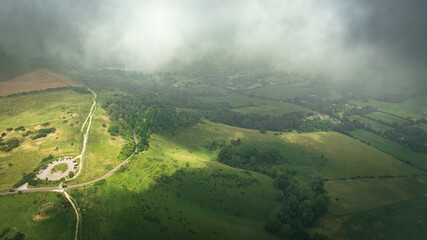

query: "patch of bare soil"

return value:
[0, 69, 78, 96]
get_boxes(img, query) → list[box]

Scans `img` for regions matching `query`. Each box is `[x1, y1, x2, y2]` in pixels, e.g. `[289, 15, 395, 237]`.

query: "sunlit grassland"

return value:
[67, 107, 125, 184]
[69, 132, 281, 240]
[281, 131, 422, 180]
[350, 129, 427, 170]
[352, 95, 427, 118]
[170, 121, 421, 181]
[0, 90, 92, 190]
[0, 192, 75, 240]
[0, 89, 91, 129]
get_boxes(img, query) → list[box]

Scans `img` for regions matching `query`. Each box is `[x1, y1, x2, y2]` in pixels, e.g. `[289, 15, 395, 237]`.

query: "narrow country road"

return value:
[0, 88, 140, 240]
[0, 129, 139, 195]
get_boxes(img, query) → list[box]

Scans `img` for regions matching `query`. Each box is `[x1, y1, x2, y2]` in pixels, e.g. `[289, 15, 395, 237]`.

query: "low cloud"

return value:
[0, 0, 426, 86]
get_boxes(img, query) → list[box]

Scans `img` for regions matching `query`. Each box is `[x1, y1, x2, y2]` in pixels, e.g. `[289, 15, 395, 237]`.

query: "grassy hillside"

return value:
[70, 132, 281, 240]
[350, 129, 427, 170]
[281, 131, 422, 180]
[67, 107, 125, 185]
[312, 194, 427, 240]
[324, 177, 426, 215]
[0, 192, 75, 240]
[170, 121, 421, 181]
[0, 90, 92, 190]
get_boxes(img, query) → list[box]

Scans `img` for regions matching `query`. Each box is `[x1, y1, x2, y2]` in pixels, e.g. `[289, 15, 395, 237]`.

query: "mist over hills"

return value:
[0, 0, 426, 91]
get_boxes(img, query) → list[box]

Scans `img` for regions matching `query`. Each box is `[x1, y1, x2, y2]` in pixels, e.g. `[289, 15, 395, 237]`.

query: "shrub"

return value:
[108, 124, 120, 136]
[14, 126, 25, 131]
[0, 138, 20, 152]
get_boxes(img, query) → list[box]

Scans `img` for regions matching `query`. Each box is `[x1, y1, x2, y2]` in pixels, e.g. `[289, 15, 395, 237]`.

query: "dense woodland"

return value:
[103, 95, 201, 150]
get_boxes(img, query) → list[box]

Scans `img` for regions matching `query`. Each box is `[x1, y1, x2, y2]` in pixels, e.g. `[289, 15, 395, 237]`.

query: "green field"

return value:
[245, 84, 310, 100]
[69, 130, 281, 239]
[232, 100, 311, 116]
[51, 163, 68, 173]
[348, 115, 393, 133]
[199, 93, 259, 108]
[168, 121, 422, 181]
[0, 192, 75, 239]
[312, 194, 427, 240]
[352, 96, 427, 118]
[350, 129, 427, 170]
[0, 89, 92, 190]
[324, 177, 426, 215]
[364, 111, 408, 125]
[67, 107, 125, 185]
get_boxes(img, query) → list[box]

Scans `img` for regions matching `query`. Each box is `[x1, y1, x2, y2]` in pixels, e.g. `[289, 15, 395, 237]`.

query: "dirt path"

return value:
[70, 88, 97, 180]
[0, 129, 140, 195]
[64, 191, 80, 240]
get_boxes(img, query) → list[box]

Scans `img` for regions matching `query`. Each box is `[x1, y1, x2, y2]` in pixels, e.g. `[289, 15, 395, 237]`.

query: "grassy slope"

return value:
[350, 129, 427, 170]
[67, 107, 125, 184]
[70, 132, 280, 240]
[175, 121, 421, 181]
[281, 131, 422, 180]
[0, 192, 75, 240]
[312, 194, 427, 240]
[0, 90, 92, 190]
[324, 177, 426, 215]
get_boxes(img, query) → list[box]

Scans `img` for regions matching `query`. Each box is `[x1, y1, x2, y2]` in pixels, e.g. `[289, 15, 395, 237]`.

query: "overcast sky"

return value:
[0, 0, 426, 85]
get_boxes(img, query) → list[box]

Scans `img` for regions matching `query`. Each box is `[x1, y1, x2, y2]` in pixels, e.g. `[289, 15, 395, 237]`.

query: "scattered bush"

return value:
[0, 138, 20, 152]
[14, 126, 25, 131]
[30, 128, 56, 140]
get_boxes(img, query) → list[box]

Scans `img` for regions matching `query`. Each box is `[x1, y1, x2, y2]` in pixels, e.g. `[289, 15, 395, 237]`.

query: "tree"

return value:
[108, 124, 120, 136]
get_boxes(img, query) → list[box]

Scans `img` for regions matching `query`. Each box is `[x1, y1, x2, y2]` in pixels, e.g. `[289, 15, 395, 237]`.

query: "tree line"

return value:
[217, 145, 329, 239]
[103, 94, 201, 150]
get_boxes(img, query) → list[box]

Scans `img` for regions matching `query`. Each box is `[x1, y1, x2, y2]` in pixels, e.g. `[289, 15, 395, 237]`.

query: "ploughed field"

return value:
[0, 69, 78, 96]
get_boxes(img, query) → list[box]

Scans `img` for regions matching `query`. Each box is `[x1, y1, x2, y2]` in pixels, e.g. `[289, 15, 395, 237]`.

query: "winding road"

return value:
[0, 130, 138, 195]
[0, 88, 140, 240]
[0, 90, 139, 195]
